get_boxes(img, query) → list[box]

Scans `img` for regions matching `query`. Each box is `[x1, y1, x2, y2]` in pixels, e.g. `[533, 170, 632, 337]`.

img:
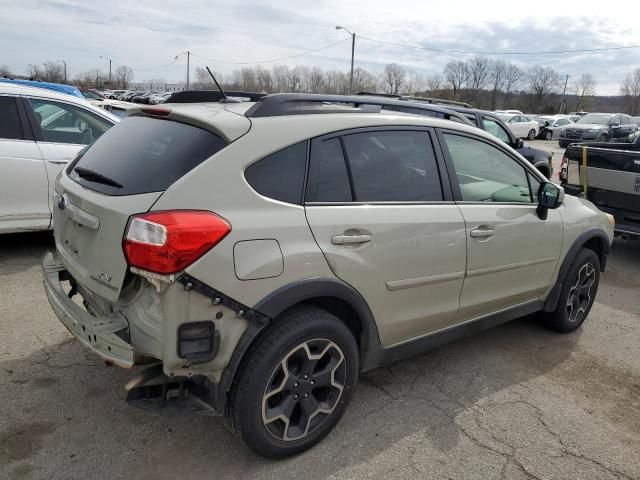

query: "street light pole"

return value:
[336, 26, 355, 94]
[99, 56, 112, 87]
[175, 51, 191, 90]
[58, 60, 67, 82]
[560, 74, 570, 114]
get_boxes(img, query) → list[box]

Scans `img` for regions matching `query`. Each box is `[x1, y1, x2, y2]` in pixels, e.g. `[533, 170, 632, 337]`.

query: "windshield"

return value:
[577, 114, 612, 125]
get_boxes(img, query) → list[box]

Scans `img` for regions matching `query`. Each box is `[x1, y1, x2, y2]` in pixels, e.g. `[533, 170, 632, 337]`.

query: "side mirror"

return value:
[514, 138, 524, 149]
[537, 182, 564, 219]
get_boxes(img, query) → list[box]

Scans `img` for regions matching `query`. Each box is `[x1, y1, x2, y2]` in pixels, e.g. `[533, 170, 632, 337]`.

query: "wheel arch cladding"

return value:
[254, 278, 381, 354]
[543, 229, 609, 312]
[217, 278, 381, 410]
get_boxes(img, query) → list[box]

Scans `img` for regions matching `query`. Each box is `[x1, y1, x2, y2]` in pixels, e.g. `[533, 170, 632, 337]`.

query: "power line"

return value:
[357, 35, 640, 56]
[190, 38, 349, 65]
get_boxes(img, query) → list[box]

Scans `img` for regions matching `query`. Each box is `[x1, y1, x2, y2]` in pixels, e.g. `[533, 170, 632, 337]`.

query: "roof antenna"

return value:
[206, 66, 238, 103]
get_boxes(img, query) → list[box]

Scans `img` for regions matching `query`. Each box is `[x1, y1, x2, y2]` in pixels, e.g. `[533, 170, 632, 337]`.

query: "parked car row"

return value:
[102, 89, 172, 104]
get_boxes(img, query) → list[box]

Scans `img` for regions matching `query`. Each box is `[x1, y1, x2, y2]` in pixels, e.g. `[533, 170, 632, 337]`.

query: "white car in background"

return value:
[0, 83, 119, 233]
[497, 113, 539, 140]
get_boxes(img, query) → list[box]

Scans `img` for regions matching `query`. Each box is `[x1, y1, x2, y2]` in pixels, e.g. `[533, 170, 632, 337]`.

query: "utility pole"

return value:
[59, 60, 67, 82]
[335, 26, 356, 94]
[99, 56, 112, 87]
[559, 74, 570, 114]
[349, 33, 355, 94]
[186, 50, 190, 89]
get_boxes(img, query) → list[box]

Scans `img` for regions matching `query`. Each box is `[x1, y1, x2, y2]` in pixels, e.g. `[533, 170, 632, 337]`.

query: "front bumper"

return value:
[42, 251, 135, 368]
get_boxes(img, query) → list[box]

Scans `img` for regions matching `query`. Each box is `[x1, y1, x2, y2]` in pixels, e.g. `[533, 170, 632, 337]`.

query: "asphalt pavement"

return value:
[1, 156, 638, 479]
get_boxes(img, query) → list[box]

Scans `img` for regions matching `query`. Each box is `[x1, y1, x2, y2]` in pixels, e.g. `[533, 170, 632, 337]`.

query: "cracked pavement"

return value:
[1, 214, 639, 479]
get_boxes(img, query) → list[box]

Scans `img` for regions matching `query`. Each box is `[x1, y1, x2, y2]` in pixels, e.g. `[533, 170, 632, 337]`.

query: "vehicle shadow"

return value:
[0, 316, 583, 480]
[0, 231, 53, 275]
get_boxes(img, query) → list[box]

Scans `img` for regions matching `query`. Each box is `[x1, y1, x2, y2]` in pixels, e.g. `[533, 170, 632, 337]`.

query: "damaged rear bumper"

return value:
[41, 250, 135, 368]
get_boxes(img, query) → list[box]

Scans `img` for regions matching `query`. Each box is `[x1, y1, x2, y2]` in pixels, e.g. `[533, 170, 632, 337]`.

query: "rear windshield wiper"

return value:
[73, 167, 124, 189]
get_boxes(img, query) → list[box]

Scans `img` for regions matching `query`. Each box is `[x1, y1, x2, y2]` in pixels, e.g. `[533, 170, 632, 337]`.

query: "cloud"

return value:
[0, 0, 637, 94]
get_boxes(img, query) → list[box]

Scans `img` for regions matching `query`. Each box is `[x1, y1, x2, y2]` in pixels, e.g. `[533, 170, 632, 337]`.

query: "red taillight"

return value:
[123, 210, 231, 274]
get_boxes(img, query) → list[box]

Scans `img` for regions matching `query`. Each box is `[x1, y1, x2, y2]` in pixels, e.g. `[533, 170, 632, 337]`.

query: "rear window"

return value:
[69, 116, 226, 195]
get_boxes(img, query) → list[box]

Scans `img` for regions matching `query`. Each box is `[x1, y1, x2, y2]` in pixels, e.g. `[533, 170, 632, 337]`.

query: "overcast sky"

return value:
[2, 0, 639, 94]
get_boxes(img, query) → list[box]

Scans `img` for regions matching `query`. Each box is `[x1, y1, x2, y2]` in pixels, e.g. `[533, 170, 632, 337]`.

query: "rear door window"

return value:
[69, 116, 226, 195]
[342, 130, 443, 201]
[0, 96, 24, 140]
[245, 142, 307, 204]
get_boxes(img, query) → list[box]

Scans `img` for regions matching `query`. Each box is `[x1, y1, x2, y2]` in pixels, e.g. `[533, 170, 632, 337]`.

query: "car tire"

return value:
[559, 140, 568, 148]
[527, 129, 536, 140]
[226, 305, 359, 458]
[597, 134, 608, 142]
[545, 130, 553, 140]
[545, 248, 600, 333]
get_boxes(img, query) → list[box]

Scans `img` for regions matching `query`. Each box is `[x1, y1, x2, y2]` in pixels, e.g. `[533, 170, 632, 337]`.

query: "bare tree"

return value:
[194, 66, 215, 89]
[620, 69, 640, 115]
[444, 60, 469, 100]
[255, 66, 273, 92]
[73, 68, 108, 89]
[467, 56, 490, 103]
[489, 60, 507, 109]
[0, 65, 12, 77]
[382, 63, 405, 95]
[240, 67, 258, 91]
[324, 70, 349, 94]
[574, 73, 596, 112]
[113, 65, 134, 89]
[352, 68, 378, 93]
[271, 65, 290, 92]
[504, 63, 523, 98]
[527, 65, 560, 111]
[307, 67, 325, 93]
[286, 66, 304, 92]
[426, 74, 443, 96]
[42, 61, 65, 83]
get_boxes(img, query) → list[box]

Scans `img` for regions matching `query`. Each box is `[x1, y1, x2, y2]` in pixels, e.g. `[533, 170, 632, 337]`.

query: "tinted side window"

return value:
[245, 142, 307, 205]
[307, 138, 352, 202]
[0, 96, 24, 140]
[342, 130, 442, 202]
[443, 133, 533, 203]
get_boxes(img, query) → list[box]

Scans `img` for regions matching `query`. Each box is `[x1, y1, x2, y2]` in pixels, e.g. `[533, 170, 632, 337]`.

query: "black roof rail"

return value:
[356, 91, 472, 108]
[405, 96, 473, 108]
[165, 90, 266, 104]
[244, 93, 474, 125]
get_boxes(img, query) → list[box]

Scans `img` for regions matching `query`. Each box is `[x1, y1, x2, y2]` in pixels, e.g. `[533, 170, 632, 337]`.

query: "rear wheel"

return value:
[227, 306, 359, 458]
[527, 129, 536, 140]
[546, 248, 600, 333]
[597, 133, 608, 142]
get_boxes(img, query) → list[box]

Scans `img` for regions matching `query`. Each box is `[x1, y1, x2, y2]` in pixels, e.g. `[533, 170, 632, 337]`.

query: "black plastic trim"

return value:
[177, 321, 220, 364]
[542, 229, 610, 312]
[177, 273, 270, 325]
[361, 300, 543, 371]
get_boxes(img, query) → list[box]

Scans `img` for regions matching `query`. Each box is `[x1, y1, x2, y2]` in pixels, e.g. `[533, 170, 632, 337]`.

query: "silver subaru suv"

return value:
[42, 94, 614, 458]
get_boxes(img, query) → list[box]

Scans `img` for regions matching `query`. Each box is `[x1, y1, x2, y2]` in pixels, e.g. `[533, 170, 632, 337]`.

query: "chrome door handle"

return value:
[470, 229, 495, 238]
[331, 234, 372, 245]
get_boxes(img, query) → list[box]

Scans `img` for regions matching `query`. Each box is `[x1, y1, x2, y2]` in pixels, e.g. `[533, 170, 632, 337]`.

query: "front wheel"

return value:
[544, 130, 553, 140]
[527, 129, 536, 140]
[227, 306, 359, 458]
[597, 134, 608, 142]
[545, 248, 600, 333]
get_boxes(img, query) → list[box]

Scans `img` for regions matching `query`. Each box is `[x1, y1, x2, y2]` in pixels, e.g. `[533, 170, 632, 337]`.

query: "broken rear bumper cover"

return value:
[41, 251, 135, 368]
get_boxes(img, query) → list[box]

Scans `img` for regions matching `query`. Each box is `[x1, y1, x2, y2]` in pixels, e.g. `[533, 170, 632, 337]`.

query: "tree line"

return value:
[3, 58, 640, 114]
